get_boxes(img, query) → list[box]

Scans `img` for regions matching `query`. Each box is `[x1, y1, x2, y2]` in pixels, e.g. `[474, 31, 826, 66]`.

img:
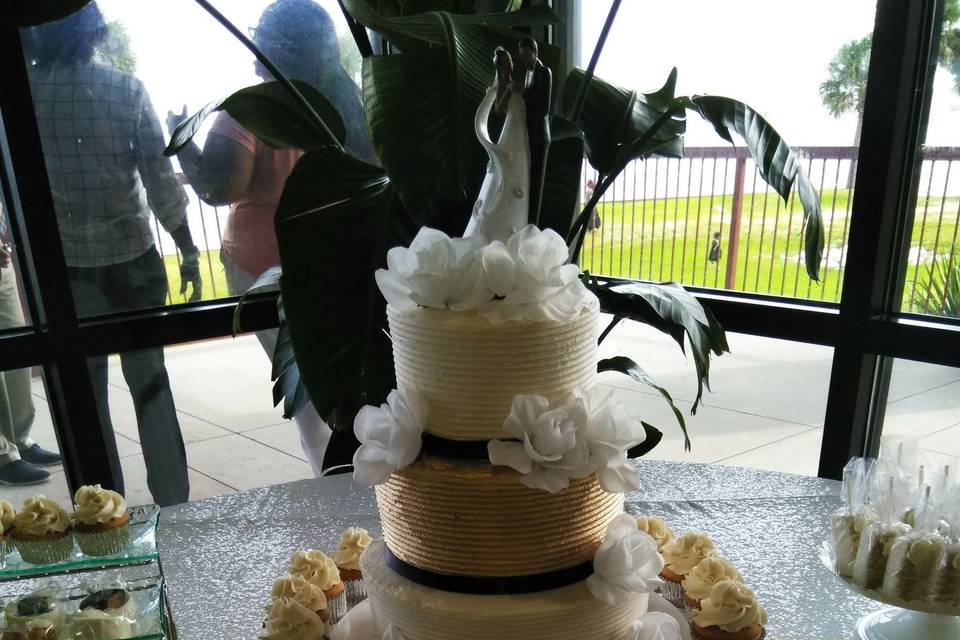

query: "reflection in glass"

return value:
[883, 359, 960, 468]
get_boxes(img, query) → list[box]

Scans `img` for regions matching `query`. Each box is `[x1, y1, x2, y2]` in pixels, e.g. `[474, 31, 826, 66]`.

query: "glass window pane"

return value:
[0, 206, 32, 334]
[598, 317, 832, 476]
[901, 14, 960, 318]
[0, 368, 70, 507]
[576, 1, 877, 303]
[882, 359, 960, 466]
[98, 335, 321, 506]
[21, 0, 364, 316]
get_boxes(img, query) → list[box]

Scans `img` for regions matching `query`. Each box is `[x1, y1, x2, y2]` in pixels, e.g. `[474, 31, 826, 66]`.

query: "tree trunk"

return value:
[847, 111, 863, 190]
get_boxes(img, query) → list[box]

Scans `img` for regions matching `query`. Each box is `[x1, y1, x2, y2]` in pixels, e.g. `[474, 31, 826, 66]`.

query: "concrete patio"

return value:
[3, 314, 959, 507]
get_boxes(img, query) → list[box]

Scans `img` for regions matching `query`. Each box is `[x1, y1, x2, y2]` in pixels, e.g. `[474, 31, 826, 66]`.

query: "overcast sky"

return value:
[97, 0, 960, 148]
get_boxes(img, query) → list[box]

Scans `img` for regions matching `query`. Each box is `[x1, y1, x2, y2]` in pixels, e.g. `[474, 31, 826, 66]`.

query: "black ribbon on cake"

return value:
[419, 425, 662, 461]
[384, 545, 595, 595]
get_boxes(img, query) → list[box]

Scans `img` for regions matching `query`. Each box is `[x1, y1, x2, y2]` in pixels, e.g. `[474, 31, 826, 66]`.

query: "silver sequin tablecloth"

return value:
[158, 459, 883, 640]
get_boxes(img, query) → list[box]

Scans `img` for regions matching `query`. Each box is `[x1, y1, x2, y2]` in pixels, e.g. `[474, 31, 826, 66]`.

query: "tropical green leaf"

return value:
[686, 95, 824, 280]
[587, 279, 729, 412]
[275, 147, 414, 466]
[163, 81, 345, 156]
[355, 1, 562, 232]
[627, 423, 664, 459]
[538, 116, 585, 237]
[4, 0, 91, 26]
[231, 266, 282, 336]
[561, 68, 686, 175]
[598, 356, 690, 451]
[272, 299, 311, 420]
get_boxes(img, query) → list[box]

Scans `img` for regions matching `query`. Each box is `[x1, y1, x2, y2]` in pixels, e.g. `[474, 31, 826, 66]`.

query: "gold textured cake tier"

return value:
[376, 456, 623, 577]
[362, 540, 650, 640]
[388, 305, 599, 441]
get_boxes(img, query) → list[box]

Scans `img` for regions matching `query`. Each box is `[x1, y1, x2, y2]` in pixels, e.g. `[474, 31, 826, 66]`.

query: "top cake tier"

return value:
[388, 305, 599, 441]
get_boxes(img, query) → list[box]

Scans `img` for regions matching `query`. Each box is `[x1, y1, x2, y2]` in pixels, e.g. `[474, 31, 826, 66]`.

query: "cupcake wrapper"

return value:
[325, 591, 346, 625]
[75, 525, 130, 557]
[13, 533, 74, 564]
[658, 578, 684, 607]
[691, 626, 766, 640]
[0, 537, 11, 558]
[343, 578, 366, 609]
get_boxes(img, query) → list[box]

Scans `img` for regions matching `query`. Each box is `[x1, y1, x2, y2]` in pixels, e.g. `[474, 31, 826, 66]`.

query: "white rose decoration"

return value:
[352, 388, 427, 486]
[487, 394, 593, 493]
[479, 225, 597, 324]
[627, 612, 684, 640]
[587, 513, 664, 605]
[375, 227, 486, 311]
[580, 387, 647, 493]
[382, 625, 406, 640]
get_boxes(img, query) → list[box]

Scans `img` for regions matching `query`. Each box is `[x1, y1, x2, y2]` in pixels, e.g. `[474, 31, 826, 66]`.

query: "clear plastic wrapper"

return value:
[881, 533, 946, 602]
[852, 521, 912, 591]
[933, 541, 960, 608]
[1, 586, 62, 640]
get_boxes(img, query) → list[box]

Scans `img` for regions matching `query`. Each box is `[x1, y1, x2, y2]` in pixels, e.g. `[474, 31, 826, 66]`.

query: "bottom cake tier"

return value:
[361, 541, 649, 640]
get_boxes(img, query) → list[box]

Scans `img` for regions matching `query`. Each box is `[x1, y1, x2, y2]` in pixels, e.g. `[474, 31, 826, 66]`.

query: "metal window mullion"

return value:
[819, 0, 944, 479]
[0, 26, 121, 495]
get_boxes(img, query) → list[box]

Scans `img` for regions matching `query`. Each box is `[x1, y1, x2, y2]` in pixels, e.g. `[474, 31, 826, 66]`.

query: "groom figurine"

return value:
[517, 37, 552, 225]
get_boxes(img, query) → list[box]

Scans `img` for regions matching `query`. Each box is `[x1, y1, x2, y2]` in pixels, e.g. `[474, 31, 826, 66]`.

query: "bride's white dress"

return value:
[463, 84, 530, 242]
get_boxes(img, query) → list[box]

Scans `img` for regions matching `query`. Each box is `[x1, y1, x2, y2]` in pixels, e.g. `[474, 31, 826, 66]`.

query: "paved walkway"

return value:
[4, 316, 959, 507]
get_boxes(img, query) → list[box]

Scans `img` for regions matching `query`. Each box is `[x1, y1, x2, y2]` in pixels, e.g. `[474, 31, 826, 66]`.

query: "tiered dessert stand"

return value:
[0, 504, 177, 639]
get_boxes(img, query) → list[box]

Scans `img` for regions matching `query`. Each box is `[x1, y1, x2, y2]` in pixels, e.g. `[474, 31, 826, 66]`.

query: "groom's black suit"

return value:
[523, 60, 552, 225]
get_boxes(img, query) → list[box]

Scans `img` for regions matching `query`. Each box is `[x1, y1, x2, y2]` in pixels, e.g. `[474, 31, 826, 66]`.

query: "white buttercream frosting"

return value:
[14, 495, 70, 536]
[289, 550, 341, 591]
[587, 514, 664, 605]
[682, 554, 743, 601]
[635, 516, 674, 550]
[334, 527, 373, 571]
[73, 485, 126, 525]
[661, 531, 714, 576]
[270, 575, 327, 613]
[693, 579, 767, 633]
[260, 597, 325, 640]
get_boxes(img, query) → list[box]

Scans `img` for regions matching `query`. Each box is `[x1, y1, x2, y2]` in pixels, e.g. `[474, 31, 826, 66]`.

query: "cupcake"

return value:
[3, 593, 61, 633]
[691, 579, 767, 640]
[289, 550, 345, 623]
[72, 485, 129, 557]
[270, 575, 329, 621]
[682, 553, 743, 609]
[636, 515, 675, 552]
[68, 588, 135, 640]
[260, 597, 325, 640]
[659, 531, 714, 604]
[0, 501, 15, 557]
[11, 496, 73, 564]
[333, 527, 372, 607]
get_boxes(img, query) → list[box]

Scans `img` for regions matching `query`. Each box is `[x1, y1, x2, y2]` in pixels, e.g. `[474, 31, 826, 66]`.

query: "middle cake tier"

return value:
[376, 456, 624, 577]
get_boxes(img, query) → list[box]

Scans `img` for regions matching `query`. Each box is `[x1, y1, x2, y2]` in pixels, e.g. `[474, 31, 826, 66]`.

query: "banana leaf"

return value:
[538, 115, 585, 238]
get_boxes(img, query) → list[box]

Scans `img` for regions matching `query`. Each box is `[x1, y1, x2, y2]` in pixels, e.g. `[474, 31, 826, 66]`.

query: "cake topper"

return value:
[517, 36, 552, 226]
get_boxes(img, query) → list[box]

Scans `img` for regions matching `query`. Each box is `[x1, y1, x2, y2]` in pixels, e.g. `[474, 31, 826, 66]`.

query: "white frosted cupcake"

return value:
[636, 515, 675, 552]
[682, 554, 744, 609]
[270, 575, 329, 622]
[0, 500, 15, 557]
[660, 531, 715, 604]
[72, 485, 129, 557]
[333, 527, 372, 607]
[691, 579, 767, 640]
[289, 550, 345, 623]
[260, 597, 325, 640]
[11, 495, 73, 564]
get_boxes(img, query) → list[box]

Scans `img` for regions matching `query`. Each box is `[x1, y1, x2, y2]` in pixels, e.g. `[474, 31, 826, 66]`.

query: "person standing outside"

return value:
[25, 3, 202, 505]
[168, 0, 372, 475]
[0, 206, 62, 486]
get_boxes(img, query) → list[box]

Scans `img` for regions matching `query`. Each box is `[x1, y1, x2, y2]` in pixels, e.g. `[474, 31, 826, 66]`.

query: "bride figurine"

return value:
[463, 46, 530, 242]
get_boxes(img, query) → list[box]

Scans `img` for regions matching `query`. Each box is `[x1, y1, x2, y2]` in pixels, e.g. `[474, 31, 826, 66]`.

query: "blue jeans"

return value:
[68, 247, 189, 506]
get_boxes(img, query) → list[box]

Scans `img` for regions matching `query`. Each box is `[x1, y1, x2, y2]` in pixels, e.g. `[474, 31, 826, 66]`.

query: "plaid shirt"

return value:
[28, 62, 187, 267]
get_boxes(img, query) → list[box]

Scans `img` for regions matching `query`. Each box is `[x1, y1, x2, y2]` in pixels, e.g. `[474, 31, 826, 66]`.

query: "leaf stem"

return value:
[598, 314, 623, 345]
[191, 0, 343, 150]
[566, 0, 622, 125]
[336, 0, 375, 58]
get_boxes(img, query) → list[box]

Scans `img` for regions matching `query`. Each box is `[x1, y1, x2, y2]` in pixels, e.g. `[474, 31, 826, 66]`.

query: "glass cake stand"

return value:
[819, 542, 960, 640]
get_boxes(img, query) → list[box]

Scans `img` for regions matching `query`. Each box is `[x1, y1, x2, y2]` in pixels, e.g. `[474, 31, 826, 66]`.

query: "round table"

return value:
[157, 459, 883, 640]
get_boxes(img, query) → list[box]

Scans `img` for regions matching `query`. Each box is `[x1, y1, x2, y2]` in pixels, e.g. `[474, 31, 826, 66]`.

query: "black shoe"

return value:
[0, 460, 50, 486]
[18, 445, 62, 467]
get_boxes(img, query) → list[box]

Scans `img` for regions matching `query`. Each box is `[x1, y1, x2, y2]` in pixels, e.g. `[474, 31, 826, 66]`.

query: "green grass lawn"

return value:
[579, 187, 960, 311]
[161, 249, 233, 304]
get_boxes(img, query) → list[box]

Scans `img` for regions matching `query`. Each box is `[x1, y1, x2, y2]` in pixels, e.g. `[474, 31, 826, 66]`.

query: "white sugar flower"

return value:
[580, 387, 647, 493]
[352, 388, 426, 486]
[382, 625, 405, 640]
[587, 513, 664, 605]
[375, 227, 486, 311]
[626, 612, 684, 640]
[479, 225, 596, 324]
[487, 394, 593, 493]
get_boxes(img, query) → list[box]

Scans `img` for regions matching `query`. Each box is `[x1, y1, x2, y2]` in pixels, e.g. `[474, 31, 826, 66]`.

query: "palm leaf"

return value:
[164, 81, 345, 156]
[686, 95, 824, 281]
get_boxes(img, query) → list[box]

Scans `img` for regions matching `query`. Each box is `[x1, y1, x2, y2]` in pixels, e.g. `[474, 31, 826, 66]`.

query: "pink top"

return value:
[209, 112, 302, 276]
